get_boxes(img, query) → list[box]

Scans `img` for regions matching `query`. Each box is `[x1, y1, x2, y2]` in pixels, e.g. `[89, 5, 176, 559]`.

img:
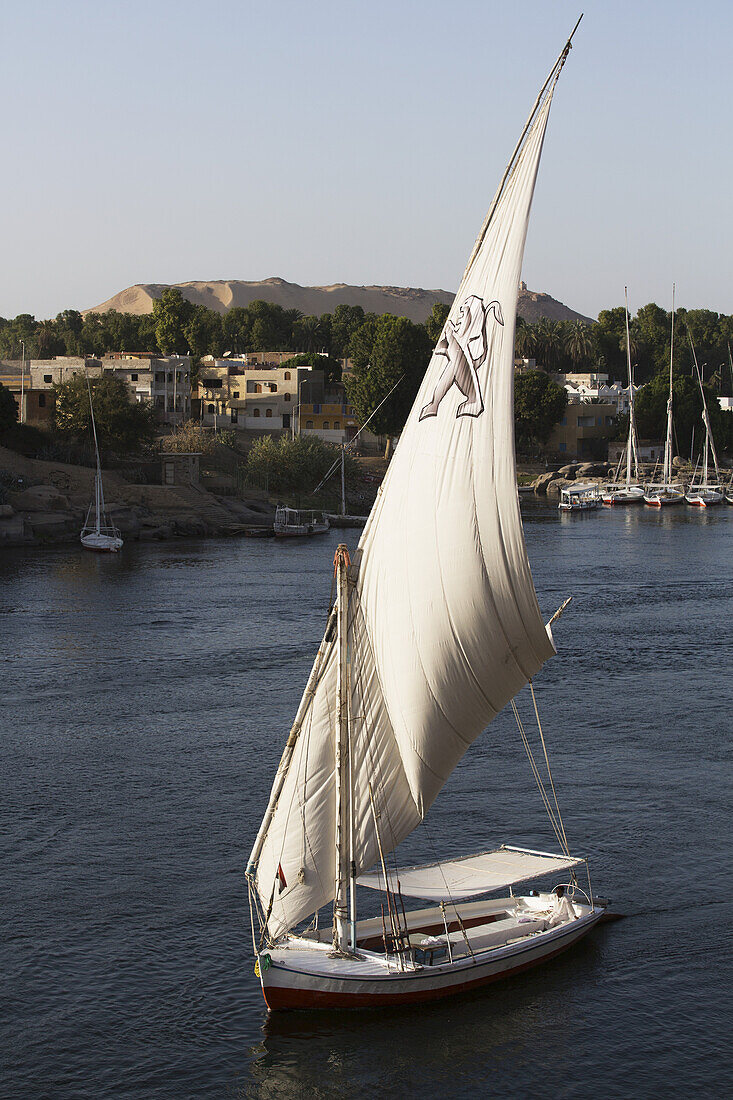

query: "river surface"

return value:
[2, 501, 732, 1098]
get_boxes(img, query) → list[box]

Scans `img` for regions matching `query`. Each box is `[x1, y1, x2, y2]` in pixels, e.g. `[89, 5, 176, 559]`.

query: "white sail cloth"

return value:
[253, 84, 560, 939]
[358, 847, 583, 902]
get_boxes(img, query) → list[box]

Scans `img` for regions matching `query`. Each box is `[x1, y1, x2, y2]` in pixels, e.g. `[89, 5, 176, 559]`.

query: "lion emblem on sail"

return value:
[419, 295, 504, 421]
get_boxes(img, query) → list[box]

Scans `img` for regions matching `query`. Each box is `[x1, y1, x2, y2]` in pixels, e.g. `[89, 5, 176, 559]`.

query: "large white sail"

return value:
[250, 61, 566, 939]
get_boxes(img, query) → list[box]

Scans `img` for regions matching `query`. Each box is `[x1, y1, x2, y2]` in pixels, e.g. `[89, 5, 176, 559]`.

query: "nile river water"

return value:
[2, 500, 731, 1098]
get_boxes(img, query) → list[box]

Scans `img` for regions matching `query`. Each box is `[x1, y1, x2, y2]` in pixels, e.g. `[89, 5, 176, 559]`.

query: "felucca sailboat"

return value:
[246, 21, 605, 1012]
[80, 371, 124, 552]
[644, 287, 684, 506]
[686, 336, 723, 506]
[602, 289, 644, 504]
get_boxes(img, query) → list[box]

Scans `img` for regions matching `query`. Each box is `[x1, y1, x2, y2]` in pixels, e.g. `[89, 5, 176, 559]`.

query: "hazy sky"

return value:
[2, 0, 731, 321]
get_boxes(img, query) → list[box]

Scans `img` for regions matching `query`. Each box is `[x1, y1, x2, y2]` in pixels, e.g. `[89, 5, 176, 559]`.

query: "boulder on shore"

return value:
[557, 463, 579, 479]
[546, 477, 573, 498]
[532, 472, 556, 495]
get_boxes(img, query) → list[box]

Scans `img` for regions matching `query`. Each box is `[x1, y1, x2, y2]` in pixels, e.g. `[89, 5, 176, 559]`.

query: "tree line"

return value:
[2, 291, 732, 452]
[3, 293, 732, 392]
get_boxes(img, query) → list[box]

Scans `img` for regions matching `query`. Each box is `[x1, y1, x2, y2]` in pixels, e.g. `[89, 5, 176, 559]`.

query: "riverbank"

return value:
[0, 445, 275, 547]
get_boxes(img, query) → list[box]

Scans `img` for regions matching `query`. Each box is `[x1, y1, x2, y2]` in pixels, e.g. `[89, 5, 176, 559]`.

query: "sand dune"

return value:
[84, 276, 591, 324]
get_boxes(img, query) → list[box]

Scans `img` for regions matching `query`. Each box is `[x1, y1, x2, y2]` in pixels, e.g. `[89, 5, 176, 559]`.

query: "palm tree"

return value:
[564, 320, 593, 367]
[515, 319, 536, 359]
[296, 316, 323, 353]
[534, 318, 562, 371]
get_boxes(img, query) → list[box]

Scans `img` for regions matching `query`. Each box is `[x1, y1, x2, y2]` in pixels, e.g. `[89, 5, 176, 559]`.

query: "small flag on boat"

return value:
[276, 863, 287, 893]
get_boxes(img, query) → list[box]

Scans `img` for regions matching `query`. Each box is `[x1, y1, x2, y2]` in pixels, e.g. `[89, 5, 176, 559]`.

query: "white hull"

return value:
[257, 894, 603, 1011]
[643, 487, 684, 507]
[80, 531, 123, 552]
[685, 489, 724, 507]
[601, 486, 645, 505]
[274, 521, 330, 538]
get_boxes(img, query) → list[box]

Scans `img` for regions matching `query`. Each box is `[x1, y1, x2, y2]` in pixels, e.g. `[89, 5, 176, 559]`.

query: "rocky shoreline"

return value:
[0, 446, 274, 549]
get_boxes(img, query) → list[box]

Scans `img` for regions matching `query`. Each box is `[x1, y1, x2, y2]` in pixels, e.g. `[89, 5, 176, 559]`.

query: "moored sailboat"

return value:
[602, 289, 644, 504]
[245, 22, 605, 1013]
[644, 287, 684, 506]
[80, 371, 123, 553]
[685, 336, 723, 506]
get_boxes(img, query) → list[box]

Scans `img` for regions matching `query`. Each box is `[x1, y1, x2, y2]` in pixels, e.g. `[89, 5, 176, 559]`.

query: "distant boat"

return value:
[645, 287, 684, 507]
[685, 337, 723, 507]
[273, 506, 330, 538]
[246, 22, 606, 1013]
[558, 482, 600, 511]
[602, 290, 644, 505]
[80, 371, 123, 553]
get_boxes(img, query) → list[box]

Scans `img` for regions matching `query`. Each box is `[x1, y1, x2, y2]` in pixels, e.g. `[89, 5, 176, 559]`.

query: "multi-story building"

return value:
[546, 402, 618, 460]
[27, 354, 191, 425]
[554, 372, 638, 414]
[0, 360, 51, 425]
[298, 382, 359, 444]
[196, 357, 326, 434]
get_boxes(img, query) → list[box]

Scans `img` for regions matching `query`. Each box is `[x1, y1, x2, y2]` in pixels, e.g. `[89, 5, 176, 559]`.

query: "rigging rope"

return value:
[528, 680, 571, 857]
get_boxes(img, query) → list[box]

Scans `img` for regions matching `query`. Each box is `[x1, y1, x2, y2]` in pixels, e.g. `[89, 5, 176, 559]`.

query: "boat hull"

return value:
[643, 492, 684, 507]
[685, 491, 723, 507]
[259, 908, 603, 1011]
[601, 487, 645, 505]
[81, 533, 123, 552]
[274, 522, 330, 538]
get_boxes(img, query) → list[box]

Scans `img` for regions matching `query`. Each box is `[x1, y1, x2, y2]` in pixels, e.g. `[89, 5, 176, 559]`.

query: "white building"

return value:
[29, 354, 192, 425]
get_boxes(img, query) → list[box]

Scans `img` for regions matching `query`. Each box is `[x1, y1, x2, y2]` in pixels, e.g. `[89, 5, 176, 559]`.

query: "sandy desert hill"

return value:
[84, 277, 592, 324]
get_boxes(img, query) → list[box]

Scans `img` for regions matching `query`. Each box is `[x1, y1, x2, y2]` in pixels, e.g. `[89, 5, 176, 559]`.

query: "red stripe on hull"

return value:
[262, 937, 579, 1011]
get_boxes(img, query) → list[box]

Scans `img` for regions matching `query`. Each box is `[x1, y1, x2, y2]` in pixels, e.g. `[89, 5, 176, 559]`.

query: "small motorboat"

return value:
[274, 506, 330, 538]
[558, 483, 600, 511]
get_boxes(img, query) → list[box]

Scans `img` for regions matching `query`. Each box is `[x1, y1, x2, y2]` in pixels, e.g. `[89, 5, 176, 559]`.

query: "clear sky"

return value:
[2, 0, 731, 321]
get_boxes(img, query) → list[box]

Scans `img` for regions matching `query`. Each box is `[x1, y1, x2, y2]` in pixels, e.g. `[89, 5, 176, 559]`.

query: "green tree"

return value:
[222, 307, 252, 353]
[0, 381, 18, 431]
[425, 302, 450, 344]
[294, 315, 324, 352]
[345, 314, 433, 440]
[514, 369, 567, 449]
[184, 305, 224, 359]
[52, 373, 157, 453]
[635, 373, 731, 458]
[246, 433, 357, 498]
[594, 306, 628, 381]
[564, 320, 593, 368]
[152, 288, 194, 354]
[515, 318, 536, 359]
[326, 304, 365, 359]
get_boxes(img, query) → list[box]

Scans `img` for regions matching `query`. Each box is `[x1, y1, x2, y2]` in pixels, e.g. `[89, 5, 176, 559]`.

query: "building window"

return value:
[253, 408, 260, 418]
[323, 421, 330, 429]
[334, 420, 340, 429]
[284, 393, 291, 401]
[233, 391, 240, 399]
[164, 462, 175, 485]
[284, 371, 291, 380]
[207, 404, 215, 414]
[306, 420, 314, 429]
[44, 374, 52, 383]
[167, 373, 173, 382]
[38, 393, 46, 407]
[131, 373, 138, 381]
[265, 408, 273, 418]
[231, 409, 238, 423]
[558, 442, 566, 452]
[203, 378, 223, 388]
